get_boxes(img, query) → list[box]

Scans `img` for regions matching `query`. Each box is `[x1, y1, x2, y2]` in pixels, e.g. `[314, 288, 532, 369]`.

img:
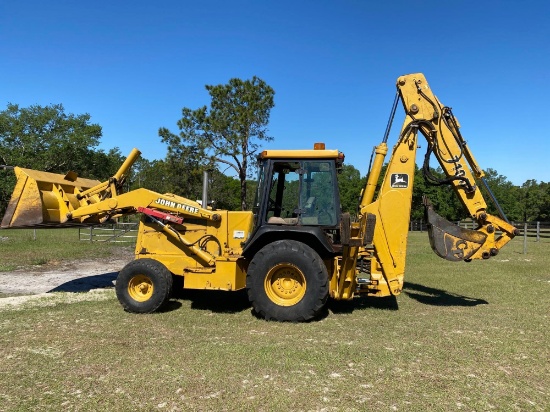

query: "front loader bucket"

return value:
[1, 167, 101, 228]
[423, 197, 487, 262]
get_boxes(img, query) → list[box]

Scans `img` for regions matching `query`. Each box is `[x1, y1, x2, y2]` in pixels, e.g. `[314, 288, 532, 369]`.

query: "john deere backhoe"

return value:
[1, 73, 518, 321]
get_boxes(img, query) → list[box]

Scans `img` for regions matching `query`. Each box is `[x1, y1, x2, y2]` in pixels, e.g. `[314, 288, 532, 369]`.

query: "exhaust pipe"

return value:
[202, 170, 209, 209]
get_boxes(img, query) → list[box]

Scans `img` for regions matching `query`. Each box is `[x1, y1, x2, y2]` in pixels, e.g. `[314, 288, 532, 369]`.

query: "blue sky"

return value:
[1, 0, 548, 185]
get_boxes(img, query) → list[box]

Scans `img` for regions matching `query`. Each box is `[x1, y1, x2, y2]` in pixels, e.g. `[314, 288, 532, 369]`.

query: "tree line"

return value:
[337, 163, 550, 223]
[1, 78, 549, 223]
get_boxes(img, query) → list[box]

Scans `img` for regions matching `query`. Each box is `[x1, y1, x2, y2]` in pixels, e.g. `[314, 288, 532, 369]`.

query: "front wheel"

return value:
[246, 240, 328, 321]
[115, 259, 173, 313]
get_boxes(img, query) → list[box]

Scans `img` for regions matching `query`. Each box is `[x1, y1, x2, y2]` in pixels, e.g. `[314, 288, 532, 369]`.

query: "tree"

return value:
[422, 167, 465, 222]
[337, 164, 364, 216]
[519, 180, 548, 222]
[0, 103, 102, 172]
[129, 155, 203, 199]
[159, 76, 275, 210]
[0, 103, 104, 215]
[538, 182, 550, 221]
[208, 172, 242, 211]
[478, 168, 521, 221]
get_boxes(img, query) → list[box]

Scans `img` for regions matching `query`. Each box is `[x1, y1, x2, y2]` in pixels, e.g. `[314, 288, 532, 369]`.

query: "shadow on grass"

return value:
[403, 281, 488, 306]
[49, 276, 483, 317]
[158, 300, 183, 313]
[49, 273, 249, 314]
[328, 281, 488, 315]
[173, 288, 251, 315]
[49, 272, 118, 293]
[329, 295, 399, 315]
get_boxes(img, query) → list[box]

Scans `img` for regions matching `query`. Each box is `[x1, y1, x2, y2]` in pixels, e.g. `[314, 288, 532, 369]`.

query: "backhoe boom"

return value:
[341, 73, 518, 300]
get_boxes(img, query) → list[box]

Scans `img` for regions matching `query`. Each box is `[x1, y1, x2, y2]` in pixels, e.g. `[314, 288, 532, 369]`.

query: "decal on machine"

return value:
[233, 230, 245, 239]
[155, 198, 199, 214]
[390, 173, 409, 189]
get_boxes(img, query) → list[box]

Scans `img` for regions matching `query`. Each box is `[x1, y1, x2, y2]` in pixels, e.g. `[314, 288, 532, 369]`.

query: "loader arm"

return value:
[336, 73, 517, 299]
[1, 148, 221, 228]
[1, 148, 228, 266]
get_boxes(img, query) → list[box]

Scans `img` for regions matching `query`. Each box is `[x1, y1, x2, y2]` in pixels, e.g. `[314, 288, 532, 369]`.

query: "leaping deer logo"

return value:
[391, 174, 408, 188]
[394, 175, 406, 184]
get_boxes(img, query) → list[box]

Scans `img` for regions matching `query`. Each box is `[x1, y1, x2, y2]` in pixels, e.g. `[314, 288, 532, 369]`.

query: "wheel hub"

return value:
[264, 263, 306, 306]
[128, 274, 154, 302]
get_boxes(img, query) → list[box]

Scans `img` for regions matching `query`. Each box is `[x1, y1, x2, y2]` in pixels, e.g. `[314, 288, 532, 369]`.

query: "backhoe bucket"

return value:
[423, 197, 487, 262]
[1, 167, 101, 228]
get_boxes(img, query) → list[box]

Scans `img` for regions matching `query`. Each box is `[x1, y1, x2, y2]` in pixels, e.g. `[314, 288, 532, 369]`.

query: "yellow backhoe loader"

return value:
[1, 73, 518, 321]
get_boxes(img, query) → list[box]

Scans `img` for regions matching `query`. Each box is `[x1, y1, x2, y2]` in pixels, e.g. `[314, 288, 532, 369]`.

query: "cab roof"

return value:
[259, 149, 341, 160]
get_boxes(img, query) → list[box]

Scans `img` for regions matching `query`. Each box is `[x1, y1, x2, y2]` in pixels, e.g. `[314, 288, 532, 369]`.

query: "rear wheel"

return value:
[116, 259, 173, 313]
[246, 240, 328, 321]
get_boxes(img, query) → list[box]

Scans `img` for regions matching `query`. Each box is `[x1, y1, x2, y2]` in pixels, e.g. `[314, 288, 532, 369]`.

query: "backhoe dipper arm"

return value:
[397, 74, 487, 214]
[395, 73, 517, 260]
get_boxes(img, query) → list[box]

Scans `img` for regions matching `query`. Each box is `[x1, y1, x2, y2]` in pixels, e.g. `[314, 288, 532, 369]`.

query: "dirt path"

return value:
[0, 249, 133, 309]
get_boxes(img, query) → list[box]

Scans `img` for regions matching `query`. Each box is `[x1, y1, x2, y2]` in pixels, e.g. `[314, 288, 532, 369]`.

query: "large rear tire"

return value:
[116, 259, 173, 313]
[246, 240, 328, 321]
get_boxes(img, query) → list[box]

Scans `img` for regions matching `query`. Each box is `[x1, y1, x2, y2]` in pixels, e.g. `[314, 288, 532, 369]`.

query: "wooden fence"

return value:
[410, 219, 550, 241]
[78, 219, 548, 244]
[511, 221, 550, 241]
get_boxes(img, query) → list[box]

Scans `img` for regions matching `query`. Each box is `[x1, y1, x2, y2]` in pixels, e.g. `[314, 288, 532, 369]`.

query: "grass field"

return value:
[0, 228, 132, 272]
[0, 231, 548, 411]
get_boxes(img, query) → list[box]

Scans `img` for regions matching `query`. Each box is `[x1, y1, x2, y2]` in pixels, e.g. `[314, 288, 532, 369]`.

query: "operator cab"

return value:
[251, 143, 344, 231]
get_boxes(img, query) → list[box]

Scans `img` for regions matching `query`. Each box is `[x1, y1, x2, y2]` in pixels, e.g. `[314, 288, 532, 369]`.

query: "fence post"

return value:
[536, 221, 540, 242]
[523, 222, 527, 255]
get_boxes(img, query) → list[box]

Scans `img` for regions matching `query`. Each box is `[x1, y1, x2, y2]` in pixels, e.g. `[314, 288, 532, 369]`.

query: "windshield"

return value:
[265, 160, 338, 226]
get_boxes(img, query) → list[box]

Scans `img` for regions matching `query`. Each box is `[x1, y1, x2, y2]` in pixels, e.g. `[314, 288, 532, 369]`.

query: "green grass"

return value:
[0, 232, 549, 411]
[0, 228, 133, 271]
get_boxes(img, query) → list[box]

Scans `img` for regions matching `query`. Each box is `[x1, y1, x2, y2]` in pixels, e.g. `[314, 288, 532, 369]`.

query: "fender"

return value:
[242, 224, 336, 260]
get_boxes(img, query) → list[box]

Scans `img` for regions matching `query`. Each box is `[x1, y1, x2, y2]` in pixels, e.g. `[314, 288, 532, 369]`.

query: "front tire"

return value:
[116, 259, 173, 313]
[246, 240, 328, 321]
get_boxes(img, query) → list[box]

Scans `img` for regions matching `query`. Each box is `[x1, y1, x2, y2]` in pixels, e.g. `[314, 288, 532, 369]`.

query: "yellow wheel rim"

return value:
[128, 274, 154, 302]
[264, 263, 306, 306]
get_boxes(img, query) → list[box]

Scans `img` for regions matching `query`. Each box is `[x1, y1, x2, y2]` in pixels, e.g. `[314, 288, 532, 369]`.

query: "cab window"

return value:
[265, 160, 338, 226]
